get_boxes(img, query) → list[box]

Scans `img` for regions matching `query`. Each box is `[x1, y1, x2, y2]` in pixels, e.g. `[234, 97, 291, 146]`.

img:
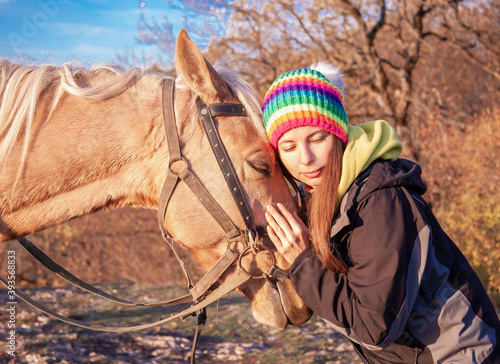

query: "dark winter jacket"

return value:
[289, 159, 500, 363]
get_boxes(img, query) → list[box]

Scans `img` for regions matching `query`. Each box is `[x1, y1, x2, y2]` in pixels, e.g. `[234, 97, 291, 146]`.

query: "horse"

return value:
[0, 29, 312, 330]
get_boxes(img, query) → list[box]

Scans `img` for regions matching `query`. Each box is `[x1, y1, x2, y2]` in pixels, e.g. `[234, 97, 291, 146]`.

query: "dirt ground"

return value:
[0, 283, 362, 363]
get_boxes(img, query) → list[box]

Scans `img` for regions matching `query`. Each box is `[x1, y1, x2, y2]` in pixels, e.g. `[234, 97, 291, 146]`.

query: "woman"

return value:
[263, 64, 500, 363]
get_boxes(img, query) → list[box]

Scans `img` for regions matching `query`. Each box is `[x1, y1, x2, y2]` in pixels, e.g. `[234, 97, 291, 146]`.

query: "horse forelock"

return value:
[175, 66, 266, 140]
[216, 67, 266, 140]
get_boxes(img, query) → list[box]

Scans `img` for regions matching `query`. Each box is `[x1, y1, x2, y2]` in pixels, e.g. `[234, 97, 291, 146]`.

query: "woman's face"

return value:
[277, 126, 334, 188]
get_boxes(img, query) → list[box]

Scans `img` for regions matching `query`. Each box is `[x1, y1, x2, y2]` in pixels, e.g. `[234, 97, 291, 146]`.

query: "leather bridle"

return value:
[0, 78, 288, 363]
[157, 79, 286, 297]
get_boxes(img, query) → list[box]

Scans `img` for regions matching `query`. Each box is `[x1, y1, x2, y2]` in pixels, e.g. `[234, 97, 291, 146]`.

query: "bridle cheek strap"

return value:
[157, 79, 252, 291]
[196, 98, 256, 233]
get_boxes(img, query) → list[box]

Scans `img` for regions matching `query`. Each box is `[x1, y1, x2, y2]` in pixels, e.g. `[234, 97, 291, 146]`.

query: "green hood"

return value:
[337, 120, 402, 204]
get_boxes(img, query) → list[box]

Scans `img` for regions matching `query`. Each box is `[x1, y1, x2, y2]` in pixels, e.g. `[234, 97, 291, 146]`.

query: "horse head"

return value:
[163, 30, 311, 329]
[0, 29, 311, 329]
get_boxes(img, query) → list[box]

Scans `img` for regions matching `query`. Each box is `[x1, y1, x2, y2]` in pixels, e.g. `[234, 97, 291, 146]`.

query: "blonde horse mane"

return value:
[0, 59, 265, 181]
[0, 60, 148, 176]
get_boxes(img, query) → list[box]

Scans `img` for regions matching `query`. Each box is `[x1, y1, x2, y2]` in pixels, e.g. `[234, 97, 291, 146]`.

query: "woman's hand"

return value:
[265, 203, 311, 264]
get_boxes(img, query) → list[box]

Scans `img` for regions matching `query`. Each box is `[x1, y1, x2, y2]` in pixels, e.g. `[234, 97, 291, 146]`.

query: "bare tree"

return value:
[118, 0, 233, 70]
[206, 0, 499, 158]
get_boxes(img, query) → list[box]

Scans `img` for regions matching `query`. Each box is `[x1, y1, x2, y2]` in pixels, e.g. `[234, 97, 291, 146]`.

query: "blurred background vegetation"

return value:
[1, 0, 499, 304]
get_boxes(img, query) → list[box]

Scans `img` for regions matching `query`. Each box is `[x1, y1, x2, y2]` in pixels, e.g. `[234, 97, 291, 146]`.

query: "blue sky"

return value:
[0, 0, 227, 66]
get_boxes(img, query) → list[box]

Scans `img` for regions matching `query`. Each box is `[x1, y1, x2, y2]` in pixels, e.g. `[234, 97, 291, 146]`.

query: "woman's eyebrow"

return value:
[279, 130, 325, 145]
[278, 138, 295, 145]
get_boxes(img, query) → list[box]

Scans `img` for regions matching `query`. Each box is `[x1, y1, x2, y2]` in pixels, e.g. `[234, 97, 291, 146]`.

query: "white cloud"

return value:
[73, 44, 117, 56]
[51, 21, 110, 36]
[105, 7, 186, 28]
[51, 21, 135, 42]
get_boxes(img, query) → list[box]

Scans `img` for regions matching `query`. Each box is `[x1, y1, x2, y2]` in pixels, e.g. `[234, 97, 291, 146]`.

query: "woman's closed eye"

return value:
[310, 135, 326, 143]
[278, 142, 296, 153]
[309, 131, 330, 144]
[281, 145, 296, 152]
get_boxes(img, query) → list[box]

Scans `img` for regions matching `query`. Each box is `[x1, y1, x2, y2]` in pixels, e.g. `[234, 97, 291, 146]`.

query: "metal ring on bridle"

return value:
[237, 245, 276, 279]
[228, 237, 248, 252]
[167, 157, 188, 174]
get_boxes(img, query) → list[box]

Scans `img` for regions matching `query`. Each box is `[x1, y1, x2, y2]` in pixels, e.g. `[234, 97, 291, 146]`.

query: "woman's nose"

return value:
[300, 145, 315, 165]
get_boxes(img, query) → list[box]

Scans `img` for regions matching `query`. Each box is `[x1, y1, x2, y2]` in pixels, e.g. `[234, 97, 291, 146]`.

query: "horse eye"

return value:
[248, 161, 270, 176]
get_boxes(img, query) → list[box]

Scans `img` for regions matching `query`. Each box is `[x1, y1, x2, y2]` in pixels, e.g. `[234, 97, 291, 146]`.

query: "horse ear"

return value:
[175, 29, 219, 99]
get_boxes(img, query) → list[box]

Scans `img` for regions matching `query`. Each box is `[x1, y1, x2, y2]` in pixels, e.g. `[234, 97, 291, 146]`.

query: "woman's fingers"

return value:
[266, 204, 294, 242]
[265, 204, 311, 264]
[275, 203, 310, 239]
[265, 204, 310, 243]
[276, 203, 295, 220]
[292, 211, 310, 236]
[265, 208, 289, 244]
[266, 225, 282, 249]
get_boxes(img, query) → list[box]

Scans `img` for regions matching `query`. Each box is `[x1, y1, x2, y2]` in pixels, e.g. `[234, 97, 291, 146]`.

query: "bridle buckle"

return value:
[267, 265, 288, 283]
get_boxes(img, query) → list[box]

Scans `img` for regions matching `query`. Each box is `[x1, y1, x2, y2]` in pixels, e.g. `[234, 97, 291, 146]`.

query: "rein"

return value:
[0, 78, 288, 363]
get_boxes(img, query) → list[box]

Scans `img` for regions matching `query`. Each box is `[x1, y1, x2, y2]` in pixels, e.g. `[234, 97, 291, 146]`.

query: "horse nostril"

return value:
[260, 235, 277, 251]
[255, 225, 268, 238]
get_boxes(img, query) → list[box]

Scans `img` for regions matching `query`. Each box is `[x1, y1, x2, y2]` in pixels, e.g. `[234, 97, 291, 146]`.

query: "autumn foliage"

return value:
[417, 107, 500, 300]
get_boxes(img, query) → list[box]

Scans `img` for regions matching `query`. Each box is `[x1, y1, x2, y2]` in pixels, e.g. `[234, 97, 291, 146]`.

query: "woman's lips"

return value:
[302, 168, 322, 178]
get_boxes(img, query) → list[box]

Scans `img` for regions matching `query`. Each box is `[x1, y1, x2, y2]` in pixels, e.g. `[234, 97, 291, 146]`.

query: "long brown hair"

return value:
[308, 136, 348, 274]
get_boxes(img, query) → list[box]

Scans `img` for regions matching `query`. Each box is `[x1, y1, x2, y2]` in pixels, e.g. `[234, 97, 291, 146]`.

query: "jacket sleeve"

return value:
[289, 187, 421, 349]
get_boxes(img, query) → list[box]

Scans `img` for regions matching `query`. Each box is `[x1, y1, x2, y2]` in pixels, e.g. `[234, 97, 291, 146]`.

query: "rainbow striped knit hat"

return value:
[262, 67, 348, 150]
